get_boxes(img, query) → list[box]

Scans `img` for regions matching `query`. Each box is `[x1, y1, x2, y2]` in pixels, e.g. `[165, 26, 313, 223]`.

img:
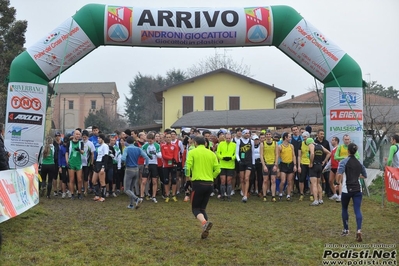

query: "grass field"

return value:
[0, 180, 398, 266]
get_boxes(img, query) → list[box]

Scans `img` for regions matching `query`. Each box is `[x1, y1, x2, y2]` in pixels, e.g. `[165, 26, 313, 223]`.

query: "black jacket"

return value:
[0, 136, 10, 170]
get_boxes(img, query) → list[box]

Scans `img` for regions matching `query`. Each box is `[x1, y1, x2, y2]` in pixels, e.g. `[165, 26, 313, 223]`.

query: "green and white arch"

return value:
[6, 4, 362, 167]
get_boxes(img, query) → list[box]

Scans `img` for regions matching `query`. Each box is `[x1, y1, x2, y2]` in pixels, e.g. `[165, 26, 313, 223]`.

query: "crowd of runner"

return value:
[37, 125, 361, 206]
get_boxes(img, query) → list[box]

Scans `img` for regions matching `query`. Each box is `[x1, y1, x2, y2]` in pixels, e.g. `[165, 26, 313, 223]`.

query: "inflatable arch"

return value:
[6, 4, 363, 167]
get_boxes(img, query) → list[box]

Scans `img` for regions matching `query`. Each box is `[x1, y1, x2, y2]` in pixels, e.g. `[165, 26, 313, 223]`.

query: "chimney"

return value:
[291, 95, 294, 99]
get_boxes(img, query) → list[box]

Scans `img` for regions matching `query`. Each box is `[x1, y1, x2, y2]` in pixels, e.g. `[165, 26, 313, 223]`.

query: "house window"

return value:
[182, 96, 193, 115]
[68, 100, 74, 110]
[204, 96, 213, 111]
[229, 96, 240, 110]
[91, 100, 96, 110]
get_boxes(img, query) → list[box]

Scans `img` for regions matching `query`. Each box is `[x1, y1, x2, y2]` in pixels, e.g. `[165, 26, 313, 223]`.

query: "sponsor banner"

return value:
[27, 17, 96, 80]
[5, 83, 48, 168]
[330, 109, 362, 121]
[0, 164, 39, 224]
[384, 166, 399, 204]
[326, 87, 363, 161]
[104, 6, 273, 47]
[278, 20, 345, 81]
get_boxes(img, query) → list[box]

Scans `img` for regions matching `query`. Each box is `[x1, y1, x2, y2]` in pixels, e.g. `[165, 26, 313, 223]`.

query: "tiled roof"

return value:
[155, 68, 287, 101]
[171, 108, 324, 128]
[171, 104, 399, 128]
[50, 82, 118, 96]
[277, 91, 399, 107]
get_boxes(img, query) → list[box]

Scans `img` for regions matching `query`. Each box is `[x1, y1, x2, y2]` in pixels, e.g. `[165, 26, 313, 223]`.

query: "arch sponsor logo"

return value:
[9, 84, 44, 93]
[106, 6, 133, 43]
[44, 31, 61, 44]
[330, 109, 362, 120]
[339, 91, 357, 104]
[329, 124, 362, 132]
[245, 7, 272, 44]
[13, 149, 30, 167]
[11, 96, 42, 111]
[8, 126, 29, 139]
[7, 112, 43, 125]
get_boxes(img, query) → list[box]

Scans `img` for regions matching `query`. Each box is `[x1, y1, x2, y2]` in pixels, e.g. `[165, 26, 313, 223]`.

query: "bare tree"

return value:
[362, 96, 398, 168]
[186, 49, 252, 78]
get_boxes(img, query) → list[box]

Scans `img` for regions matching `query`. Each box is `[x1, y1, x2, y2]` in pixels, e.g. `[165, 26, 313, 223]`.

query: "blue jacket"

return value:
[121, 144, 149, 167]
[58, 144, 67, 167]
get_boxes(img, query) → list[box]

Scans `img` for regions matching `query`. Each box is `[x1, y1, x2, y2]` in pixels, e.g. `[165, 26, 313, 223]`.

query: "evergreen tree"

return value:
[0, 0, 27, 123]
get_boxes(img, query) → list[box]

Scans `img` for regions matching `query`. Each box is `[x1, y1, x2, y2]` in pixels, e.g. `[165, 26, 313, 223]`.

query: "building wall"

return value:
[163, 72, 277, 129]
[52, 92, 118, 134]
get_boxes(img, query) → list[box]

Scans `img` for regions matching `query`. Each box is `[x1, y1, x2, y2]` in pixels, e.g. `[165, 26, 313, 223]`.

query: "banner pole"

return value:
[382, 171, 385, 208]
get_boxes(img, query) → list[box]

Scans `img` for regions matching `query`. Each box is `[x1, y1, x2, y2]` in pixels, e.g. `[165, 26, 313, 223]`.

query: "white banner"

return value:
[27, 17, 96, 80]
[5, 83, 48, 168]
[0, 165, 39, 224]
[325, 87, 363, 161]
[104, 6, 274, 47]
[278, 20, 345, 81]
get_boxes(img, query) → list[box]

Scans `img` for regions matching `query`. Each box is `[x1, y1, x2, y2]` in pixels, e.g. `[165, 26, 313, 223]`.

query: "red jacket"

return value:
[161, 142, 179, 168]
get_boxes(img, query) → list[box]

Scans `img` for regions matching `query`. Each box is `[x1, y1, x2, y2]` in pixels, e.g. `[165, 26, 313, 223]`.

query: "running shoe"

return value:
[127, 204, 134, 209]
[263, 196, 267, 202]
[286, 196, 291, 201]
[98, 197, 105, 202]
[172, 196, 178, 202]
[112, 192, 117, 198]
[318, 199, 324, 204]
[242, 196, 247, 203]
[310, 195, 314, 202]
[151, 197, 158, 203]
[145, 195, 151, 201]
[329, 195, 338, 200]
[356, 231, 362, 242]
[272, 197, 276, 202]
[279, 195, 282, 201]
[341, 229, 349, 237]
[53, 192, 58, 197]
[165, 197, 170, 203]
[61, 192, 66, 199]
[184, 196, 190, 202]
[336, 197, 341, 202]
[299, 195, 304, 201]
[309, 201, 319, 206]
[135, 197, 143, 209]
[227, 196, 232, 202]
[78, 193, 82, 200]
[105, 192, 109, 198]
[201, 221, 213, 239]
[93, 196, 100, 201]
[210, 192, 215, 197]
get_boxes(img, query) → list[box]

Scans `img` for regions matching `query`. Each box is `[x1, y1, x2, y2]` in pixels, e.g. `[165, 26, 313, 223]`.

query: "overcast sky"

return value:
[10, 0, 399, 112]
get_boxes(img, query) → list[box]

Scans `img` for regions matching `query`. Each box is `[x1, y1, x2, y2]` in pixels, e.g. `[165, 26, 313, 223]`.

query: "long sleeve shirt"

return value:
[161, 142, 179, 168]
[387, 144, 399, 167]
[185, 145, 221, 182]
[216, 141, 236, 170]
[121, 144, 149, 168]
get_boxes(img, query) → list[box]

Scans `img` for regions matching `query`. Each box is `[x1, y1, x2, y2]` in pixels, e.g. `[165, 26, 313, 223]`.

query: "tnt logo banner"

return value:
[244, 7, 273, 45]
[384, 166, 399, 204]
[106, 6, 133, 43]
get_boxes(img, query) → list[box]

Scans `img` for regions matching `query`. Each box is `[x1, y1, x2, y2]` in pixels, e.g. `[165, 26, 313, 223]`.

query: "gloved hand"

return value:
[142, 167, 149, 177]
[223, 157, 232, 161]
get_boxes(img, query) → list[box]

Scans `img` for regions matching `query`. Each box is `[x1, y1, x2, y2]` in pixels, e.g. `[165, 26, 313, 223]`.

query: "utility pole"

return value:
[63, 97, 66, 134]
